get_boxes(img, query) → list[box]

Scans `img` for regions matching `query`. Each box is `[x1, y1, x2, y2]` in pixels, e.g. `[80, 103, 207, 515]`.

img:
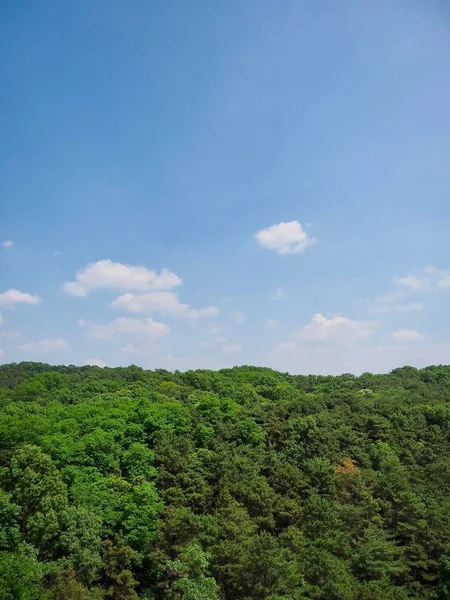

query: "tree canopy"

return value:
[1, 361, 450, 598]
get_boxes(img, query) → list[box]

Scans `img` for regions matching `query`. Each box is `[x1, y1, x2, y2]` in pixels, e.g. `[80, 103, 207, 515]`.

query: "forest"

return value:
[0, 361, 450, 600]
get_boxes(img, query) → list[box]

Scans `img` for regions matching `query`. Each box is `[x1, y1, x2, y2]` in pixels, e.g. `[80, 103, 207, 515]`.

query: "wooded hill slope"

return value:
[1, 362, 450, 599]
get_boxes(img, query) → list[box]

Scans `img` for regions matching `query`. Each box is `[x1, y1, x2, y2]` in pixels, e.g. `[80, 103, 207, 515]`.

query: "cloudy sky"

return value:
[1, 0, 450, 374]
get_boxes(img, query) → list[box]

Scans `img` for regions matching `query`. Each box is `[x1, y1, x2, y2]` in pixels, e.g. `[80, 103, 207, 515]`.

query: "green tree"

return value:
[0, 543, 42, 600]
[437, 547, 450, 599]
[101, 536, 138, 600]
[168, 542, 219, 600]
[0, 490, 21, 550]
[4, 445, 68, 556]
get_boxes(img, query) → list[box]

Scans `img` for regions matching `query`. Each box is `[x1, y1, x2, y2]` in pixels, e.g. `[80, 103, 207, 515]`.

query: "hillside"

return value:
[1, 362, 450, 599]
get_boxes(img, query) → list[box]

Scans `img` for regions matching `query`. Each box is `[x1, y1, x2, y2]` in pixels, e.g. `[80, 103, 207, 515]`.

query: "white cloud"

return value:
[269, 338, 450, 376]
[18, 338, 69, 353]
[375, 291, 405, 304]
[206, 322, 222, 335]
[438, 275, 450, 288]
[2, 240, 13, 249]
[297, 313, 379, 342]
[200, 335, 227, 350]
[78, 317, 169, 340]
[222, 343, 242, 355]
[255, 221, 317, 255]
[273, 341, 335, 357]
[194, 306, 220, 319]
[85, 358, 107, 367]
[230, 311, 245, 325]
[265, 318, 280, 328]
[390, 329, 424, 343]
[63, 259, 182, 296]
[111, 291, 218, 319]
[0, 312, 3, 326]
[273, 341, 298, 353]
[159, 352, 214, 371]
[272, 288, 284, 300]
[424, 266, 450, 289]
[393, 266, 450, 293]
[200, 341, 214, 349]
[121, 343, 141, 355]
[374, 265, 450, 312]
[394, 273, 425, 291]
[0, 330, 21, 339]
[120, 342, 156, 355]
[374, 302, 424, 314]
[0, 289, 41, 308]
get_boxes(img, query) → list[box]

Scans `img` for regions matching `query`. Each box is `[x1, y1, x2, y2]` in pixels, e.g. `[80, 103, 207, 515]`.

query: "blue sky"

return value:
[1, 0, 450, 374]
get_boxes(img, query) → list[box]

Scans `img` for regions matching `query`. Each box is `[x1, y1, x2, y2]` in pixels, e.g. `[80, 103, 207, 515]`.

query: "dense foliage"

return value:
[1, 362, 450, 599]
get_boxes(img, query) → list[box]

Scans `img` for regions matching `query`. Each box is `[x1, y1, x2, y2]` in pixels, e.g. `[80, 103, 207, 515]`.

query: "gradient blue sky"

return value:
[1, 0, 450, 374]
